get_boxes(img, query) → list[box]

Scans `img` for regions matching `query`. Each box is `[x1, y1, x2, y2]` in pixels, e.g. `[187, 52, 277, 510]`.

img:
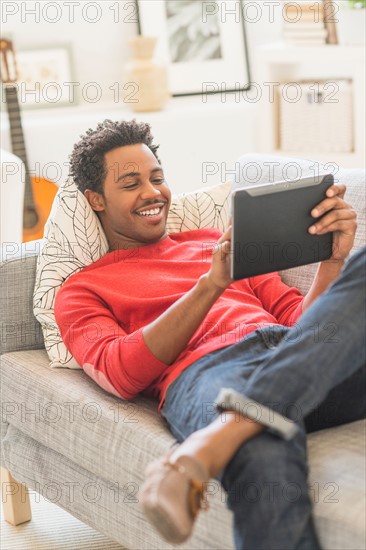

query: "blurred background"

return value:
[1, 0, 365, 243]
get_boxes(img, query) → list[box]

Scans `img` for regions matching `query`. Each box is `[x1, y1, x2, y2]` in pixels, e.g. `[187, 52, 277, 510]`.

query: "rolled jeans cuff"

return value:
[214, 388, 299, 441]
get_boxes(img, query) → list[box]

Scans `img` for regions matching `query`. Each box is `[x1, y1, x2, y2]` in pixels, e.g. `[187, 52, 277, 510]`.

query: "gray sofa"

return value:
[1, 155, 365, 549]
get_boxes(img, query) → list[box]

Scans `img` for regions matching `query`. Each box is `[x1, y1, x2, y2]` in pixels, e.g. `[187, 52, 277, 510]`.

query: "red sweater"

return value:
[55, 228, 304, 409]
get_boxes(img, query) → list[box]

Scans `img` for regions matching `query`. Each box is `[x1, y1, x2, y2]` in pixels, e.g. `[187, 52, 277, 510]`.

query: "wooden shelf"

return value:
[257, 42, 365, 62]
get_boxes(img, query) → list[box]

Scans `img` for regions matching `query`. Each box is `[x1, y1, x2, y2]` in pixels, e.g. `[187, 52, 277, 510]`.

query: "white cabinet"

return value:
[255, 42, 365, 168]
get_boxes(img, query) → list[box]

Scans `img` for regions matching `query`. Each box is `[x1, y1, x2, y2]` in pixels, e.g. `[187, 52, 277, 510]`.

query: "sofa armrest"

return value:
[1, 149, 25, 244]
[0, 240, 44, 354]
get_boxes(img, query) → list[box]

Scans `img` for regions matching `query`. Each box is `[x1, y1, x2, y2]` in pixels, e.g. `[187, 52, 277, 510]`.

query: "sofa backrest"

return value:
[1, 240, 45, 354]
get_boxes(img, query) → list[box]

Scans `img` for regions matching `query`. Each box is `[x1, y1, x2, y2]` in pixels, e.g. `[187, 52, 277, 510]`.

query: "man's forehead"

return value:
[105, 160, 162, 174]
[104, 149, 162, 184]
[106, 145, 156, 165]
[105, 143, 152, 160]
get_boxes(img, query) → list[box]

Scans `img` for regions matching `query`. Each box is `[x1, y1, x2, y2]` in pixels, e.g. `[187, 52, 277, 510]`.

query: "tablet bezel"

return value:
[230, 174, 334, 280]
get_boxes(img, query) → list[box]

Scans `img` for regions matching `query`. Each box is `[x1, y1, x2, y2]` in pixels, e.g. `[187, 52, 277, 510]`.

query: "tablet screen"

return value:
[231, 174, 334, 279]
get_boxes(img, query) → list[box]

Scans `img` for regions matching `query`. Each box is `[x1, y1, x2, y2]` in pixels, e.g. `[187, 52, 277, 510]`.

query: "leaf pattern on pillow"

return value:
[34, 261, 83, 306]
[181, 192, 216, 230]
[72, 192, 102, 263]
[63, 175, 76, 190]
[42, 319, 79, 368]
[165, 206, 185, 234]
[167, 181, 231, 234]
[216, 193, 230, 231]
[33, 187, 103, 369]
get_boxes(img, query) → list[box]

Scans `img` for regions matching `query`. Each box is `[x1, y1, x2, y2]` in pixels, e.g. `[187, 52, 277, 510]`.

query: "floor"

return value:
[0, 489, 126, 550]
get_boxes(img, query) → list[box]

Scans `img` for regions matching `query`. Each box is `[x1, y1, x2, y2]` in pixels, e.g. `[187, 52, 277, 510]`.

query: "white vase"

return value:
[336, 5, 366, 45]
[124, 36, 170, 113]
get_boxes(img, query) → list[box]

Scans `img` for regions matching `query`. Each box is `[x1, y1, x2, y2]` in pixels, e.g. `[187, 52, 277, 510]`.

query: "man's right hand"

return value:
[205, 225, 234, 290]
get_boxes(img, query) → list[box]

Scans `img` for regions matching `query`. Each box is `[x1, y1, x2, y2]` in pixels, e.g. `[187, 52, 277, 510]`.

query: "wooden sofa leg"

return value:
[1, 467, 32, 525]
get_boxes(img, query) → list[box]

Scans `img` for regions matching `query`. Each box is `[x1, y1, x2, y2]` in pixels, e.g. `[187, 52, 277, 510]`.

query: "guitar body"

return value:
[22, 176, 58, 242]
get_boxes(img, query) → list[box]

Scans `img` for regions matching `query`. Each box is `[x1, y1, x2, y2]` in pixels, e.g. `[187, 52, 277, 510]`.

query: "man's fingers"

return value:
[221, 240, 231, 252]
[312, 184, 347, 215]
[216, 240, 231, 254]
[311, 219, 357, 236]
[326, 184, 346, 199]
[213, 240, 231, 262]
[218, 225, 232, 244]
[309, 209, 357, 234]
[311, 197, 348, 217]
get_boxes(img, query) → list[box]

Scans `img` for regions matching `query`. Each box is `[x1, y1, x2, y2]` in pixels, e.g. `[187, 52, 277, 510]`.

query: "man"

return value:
[55, 119, 365, 550]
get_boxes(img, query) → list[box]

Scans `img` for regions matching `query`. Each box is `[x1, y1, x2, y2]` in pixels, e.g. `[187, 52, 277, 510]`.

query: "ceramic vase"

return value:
[124, 36, 170, 112]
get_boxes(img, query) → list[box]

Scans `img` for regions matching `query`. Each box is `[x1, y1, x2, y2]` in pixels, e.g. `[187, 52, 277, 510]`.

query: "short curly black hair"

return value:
[69, 119, 161, 195]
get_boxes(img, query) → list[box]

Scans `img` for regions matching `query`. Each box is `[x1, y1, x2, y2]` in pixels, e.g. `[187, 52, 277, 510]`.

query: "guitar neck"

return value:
[5, 84, 35, 210]
[5, 85, 29, 167]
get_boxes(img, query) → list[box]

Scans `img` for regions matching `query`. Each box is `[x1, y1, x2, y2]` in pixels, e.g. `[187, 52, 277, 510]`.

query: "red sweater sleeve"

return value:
[248, 272, 304, 326]
[54, 283, 168, 400]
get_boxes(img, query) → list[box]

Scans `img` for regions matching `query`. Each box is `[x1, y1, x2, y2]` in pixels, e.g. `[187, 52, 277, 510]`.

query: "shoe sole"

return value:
[142, 499, 191, 544]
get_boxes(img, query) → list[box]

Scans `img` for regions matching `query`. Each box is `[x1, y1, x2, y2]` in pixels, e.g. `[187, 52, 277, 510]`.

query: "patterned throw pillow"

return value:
[33, 177, 231, 368]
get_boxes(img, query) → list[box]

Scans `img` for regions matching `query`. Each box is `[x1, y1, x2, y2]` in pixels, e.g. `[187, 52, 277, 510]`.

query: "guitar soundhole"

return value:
[24, 207, 39, 229]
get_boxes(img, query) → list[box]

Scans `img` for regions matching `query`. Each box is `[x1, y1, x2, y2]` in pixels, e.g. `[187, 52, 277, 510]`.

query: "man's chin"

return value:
[144, 228, 168, 244]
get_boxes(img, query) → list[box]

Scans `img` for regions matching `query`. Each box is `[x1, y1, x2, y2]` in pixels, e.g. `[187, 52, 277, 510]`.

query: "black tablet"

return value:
[231, 174, 334, 280]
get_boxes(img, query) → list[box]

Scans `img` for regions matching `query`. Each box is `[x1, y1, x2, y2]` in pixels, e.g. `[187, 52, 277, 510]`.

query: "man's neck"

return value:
[107, 233, 169, 252]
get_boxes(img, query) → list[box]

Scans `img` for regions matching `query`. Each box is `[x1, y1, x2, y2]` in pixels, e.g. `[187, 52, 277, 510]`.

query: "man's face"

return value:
[86, 143, 171, 250]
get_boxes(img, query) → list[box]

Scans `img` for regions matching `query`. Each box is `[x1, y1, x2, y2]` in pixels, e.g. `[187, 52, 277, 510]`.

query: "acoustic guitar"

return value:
[0, 38, 58, 242]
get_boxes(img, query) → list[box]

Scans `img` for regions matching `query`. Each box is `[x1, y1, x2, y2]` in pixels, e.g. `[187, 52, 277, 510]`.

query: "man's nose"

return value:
[140, 181, 162, 198]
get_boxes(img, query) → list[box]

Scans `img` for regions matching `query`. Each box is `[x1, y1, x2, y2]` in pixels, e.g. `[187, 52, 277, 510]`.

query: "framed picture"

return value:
[15, 45, 75, 108]
[136, 0, 251, 96]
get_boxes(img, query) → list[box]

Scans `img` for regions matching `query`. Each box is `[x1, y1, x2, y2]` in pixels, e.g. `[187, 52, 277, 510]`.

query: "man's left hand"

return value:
[309, 184, 357, 263]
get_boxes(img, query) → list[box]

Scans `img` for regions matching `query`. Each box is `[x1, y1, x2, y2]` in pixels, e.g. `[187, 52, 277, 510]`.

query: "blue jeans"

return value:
[161, 246, 366, 550]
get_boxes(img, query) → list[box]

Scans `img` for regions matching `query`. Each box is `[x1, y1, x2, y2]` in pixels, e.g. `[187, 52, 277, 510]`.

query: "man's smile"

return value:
[134, 201, 167, 223]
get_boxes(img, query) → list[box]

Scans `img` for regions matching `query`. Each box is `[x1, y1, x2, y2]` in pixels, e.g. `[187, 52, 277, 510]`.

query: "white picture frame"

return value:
[15, 45, 75, 108]
[136, 0, 251, 96]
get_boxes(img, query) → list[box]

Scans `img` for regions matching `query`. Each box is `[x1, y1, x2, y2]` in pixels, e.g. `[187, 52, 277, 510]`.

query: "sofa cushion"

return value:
[33, 178, 231, 369]
[1, 349, 173, 484]
[307, 424, 366, 550]
[1, 348, 365, 550]
[0, 246, 45, 355]
[1, 347, 234, 550]
[1, 424, 234, 550]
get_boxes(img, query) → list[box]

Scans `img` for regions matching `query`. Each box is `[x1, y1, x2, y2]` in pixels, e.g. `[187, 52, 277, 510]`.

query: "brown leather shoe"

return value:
[140, 452, 210, 543]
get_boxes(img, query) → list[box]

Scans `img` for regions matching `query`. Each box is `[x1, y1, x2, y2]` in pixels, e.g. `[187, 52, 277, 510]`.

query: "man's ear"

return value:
[84, 189, 105, 212]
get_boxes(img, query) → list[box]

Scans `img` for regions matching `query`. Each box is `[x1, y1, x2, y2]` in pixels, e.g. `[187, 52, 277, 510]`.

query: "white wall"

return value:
[1, 1, 284, 193]
[1, 1, 283, 103]
[1, 1, 138, 106]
